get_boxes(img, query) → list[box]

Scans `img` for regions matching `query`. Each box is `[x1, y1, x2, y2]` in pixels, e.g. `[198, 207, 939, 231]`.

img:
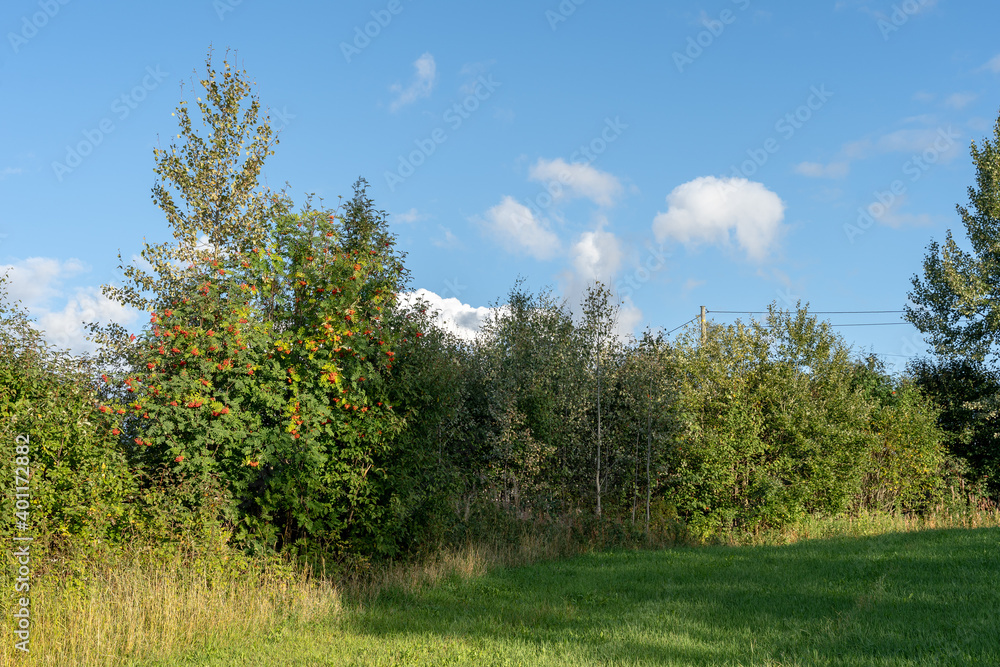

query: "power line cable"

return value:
[664, 315, 700, 336]
[827, 322, 907, 327]
[709, 310, 905, 315]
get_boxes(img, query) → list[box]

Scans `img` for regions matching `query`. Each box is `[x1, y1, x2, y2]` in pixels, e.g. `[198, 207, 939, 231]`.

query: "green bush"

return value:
[0, 276, 138, 561]
[663, 305, 948, 535]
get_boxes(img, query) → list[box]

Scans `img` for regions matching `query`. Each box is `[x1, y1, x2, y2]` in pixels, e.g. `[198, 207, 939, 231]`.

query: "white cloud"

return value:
[389, 53, 437, 112]
[981, 54, 1000, 73]
[874, 194, 934, 229]
[36, 287, 139, 354]
[2, 257, 88, 306]
[399, 288, 493, 341]
[875, 127, 962, 160]
[681, 278, 705, 296]
[794, 161, 849, 179]
[944, 92, 977, 110]
[393, 208, 426, 224]
[652, 176, 785, 262]
[528, 158, 623, 207]
[559, 223, 645, 341]
[902, 113, 937, 125]
[597, 294, 644, 342]
[570, 225, 623, 284]
[432, 225, 462, 249]
[840, 126, 963, 163]
[0, 167, 22, 180]
[912, 91, 935, 103]
[842, 139, 872, 160]
[967, 116, 994, 133]
[478, 196, 561, 260]
[1, 257, 139, 354]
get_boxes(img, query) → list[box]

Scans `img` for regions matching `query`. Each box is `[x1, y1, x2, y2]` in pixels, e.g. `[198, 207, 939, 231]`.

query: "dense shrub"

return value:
[660, 306, 947, 535]
[0, 277, 137, 558]
[908, 357, 1000, 498]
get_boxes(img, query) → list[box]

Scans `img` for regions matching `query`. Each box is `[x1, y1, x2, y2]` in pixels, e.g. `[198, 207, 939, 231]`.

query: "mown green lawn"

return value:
[154, 527, 1000, 666]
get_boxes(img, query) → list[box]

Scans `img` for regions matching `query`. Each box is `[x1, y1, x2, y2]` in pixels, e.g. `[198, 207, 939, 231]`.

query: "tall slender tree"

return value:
[580, 282, 620, 517]
[905, 109, 1000, 362]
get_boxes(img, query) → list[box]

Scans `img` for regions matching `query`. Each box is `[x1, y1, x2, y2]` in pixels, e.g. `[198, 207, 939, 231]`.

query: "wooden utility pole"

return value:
[700, 306, 707, 345]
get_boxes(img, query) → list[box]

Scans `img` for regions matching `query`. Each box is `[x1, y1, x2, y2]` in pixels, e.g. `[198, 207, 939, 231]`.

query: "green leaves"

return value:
[906, 108, 1000, 362]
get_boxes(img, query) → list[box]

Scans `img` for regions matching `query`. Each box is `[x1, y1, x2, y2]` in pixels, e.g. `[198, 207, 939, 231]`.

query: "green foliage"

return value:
[0, 276, 137, 556]
[909, 356, 1000, 497]
[378, 298, 476, 554]
[89, 49, 414, 561]
[112, 192, 410, 559]
[663, 304, 947, 535]
[905, 108, 1000, 362]
[858, 375, 947, 513]
[7, 50, 976, 573]
[474, 281, 590, 514]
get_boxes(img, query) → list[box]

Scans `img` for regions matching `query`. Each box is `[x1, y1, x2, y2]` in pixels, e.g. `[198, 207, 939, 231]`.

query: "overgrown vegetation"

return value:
[2, 52, 999, 664]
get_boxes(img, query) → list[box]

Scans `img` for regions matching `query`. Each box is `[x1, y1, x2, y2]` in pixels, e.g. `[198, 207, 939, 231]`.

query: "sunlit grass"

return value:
[169, 523, 1000, 666]
[2, 508, 999, 666]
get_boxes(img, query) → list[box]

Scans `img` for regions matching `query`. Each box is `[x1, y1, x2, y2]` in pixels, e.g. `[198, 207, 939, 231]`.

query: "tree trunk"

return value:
[645, 407, 652, 536]
[596, 344, 602, 518]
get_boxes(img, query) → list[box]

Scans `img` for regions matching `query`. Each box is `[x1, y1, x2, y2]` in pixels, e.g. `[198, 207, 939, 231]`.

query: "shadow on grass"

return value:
[345, 527, 1000, 665]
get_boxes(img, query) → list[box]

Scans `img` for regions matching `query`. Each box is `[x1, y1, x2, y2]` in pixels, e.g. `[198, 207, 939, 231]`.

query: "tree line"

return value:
[1, 52, 998, 569]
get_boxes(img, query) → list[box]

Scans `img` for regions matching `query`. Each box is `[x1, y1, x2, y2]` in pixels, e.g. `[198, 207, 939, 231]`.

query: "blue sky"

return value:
[2, 0, 998, 372]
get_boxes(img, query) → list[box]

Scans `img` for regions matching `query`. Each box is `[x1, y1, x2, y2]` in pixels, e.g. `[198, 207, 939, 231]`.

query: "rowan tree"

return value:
[93, 50, 414, 558]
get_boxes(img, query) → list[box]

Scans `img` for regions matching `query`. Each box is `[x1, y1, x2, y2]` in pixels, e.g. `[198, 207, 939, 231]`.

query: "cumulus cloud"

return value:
[399, 288, 493, 340]
[794, 161, 849, 179]
[652, 176, 786, 262]
[846, 127, 962, 161]
[1, 257, 140, 354]
[944, 92, 977, 110]
[873, 194, 934, 229]
[478, 196, 561, 260]
[393, 208, 426, 224]
[528, 158, 623, 207]
[389, 53, 437, 112]
[570, 225, 623, 283]
[432, 225, 462, 249]
[682, 278, 705, 296]
[2, 257, 88, 306]
[36, 287, 139, 353]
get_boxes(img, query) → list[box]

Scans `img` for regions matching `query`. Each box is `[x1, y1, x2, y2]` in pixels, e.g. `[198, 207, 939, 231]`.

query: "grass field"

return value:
[141, 526, 1000, 666]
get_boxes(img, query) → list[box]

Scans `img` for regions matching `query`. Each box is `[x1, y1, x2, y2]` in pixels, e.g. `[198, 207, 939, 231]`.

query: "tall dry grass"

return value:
[1, 504, 999, 666]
